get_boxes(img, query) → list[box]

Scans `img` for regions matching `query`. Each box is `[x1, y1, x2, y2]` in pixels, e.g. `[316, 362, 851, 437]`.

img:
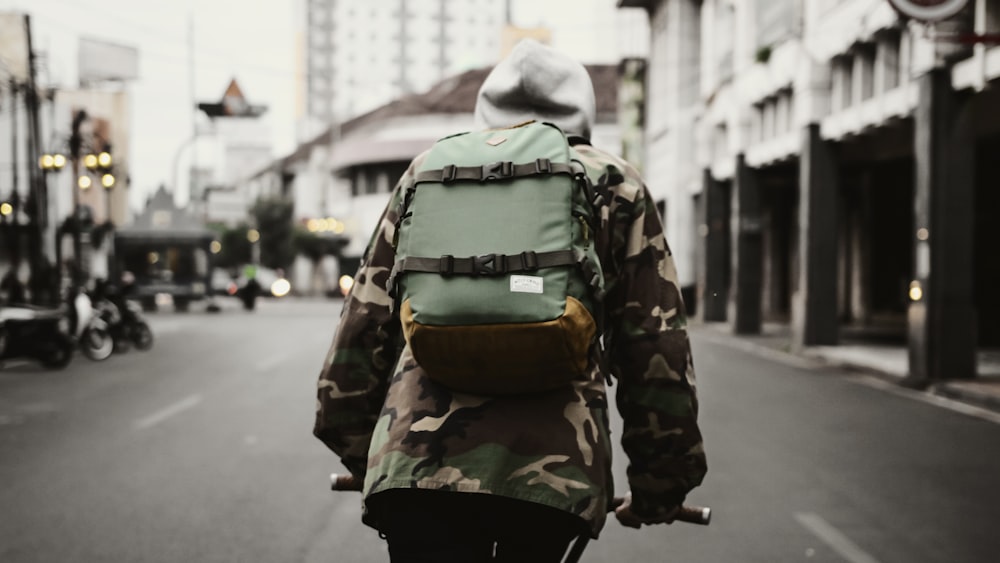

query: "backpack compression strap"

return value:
[412, 159, 575, 184]
[386, 250, 605, 306]
[396, 250, 576, 277]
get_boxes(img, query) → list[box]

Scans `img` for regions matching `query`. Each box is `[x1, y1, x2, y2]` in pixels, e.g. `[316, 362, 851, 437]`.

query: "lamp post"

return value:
[38, 151, 66, 303]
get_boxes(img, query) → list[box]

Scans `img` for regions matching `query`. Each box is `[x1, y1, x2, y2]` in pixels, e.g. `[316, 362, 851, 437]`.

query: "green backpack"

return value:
[390, 121, 606, 395]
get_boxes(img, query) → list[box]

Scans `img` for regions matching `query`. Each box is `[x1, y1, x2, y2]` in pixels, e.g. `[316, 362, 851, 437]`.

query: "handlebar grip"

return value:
[608, 496, 711, 526]
[676, 505, 712, 526]
[330, 473, 363, 491]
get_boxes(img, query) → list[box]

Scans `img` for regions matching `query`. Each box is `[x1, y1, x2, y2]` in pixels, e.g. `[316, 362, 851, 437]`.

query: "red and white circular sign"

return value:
[888, 0, 969, 22]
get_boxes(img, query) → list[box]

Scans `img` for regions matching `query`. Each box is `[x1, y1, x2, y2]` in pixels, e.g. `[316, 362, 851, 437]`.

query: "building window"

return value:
[856, 43, 876, 101]
[776, 89, 792, 135]
[752, 102, 765, 142]
[831, 55, 853, 112]
[877, 29, 902, 92]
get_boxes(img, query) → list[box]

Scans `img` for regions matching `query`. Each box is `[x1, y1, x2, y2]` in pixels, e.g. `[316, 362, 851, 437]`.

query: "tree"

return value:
[251, 197, 295, 271]
[208, 222, 253, 271]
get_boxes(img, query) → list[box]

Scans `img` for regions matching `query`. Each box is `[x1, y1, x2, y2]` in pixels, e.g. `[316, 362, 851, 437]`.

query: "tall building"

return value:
[298, 0, 509, 137]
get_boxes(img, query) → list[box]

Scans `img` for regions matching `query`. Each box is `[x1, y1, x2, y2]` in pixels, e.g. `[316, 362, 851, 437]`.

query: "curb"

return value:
[693, 324, 1000, 418]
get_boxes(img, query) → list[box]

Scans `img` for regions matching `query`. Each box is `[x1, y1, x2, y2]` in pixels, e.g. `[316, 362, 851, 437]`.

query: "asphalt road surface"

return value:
[1, 297, 998, 562]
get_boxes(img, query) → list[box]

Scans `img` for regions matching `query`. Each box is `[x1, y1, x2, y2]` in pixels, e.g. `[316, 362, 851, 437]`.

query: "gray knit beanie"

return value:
[473, 39, 596, 140]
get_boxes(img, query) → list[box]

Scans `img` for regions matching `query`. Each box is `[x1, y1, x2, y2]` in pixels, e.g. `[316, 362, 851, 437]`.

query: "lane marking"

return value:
[134, 394, 203, 430]
[795, 512, 881, 563]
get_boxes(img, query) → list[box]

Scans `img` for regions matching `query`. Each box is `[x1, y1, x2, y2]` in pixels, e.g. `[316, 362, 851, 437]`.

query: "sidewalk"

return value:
[697, 322, 1000, 416]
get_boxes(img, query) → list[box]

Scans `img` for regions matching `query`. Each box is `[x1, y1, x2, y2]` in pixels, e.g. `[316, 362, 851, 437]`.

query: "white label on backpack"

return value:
[510, 275, 544, 294]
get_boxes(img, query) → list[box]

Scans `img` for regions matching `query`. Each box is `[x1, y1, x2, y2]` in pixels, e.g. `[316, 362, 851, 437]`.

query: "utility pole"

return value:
[23, 14, 52, 304]
[68, 109, 88, 289]
[9, 77, 22, 285]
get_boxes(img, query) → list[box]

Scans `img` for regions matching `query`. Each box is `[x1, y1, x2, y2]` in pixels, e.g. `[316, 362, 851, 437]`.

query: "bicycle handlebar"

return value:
[330, 473, 711, 526]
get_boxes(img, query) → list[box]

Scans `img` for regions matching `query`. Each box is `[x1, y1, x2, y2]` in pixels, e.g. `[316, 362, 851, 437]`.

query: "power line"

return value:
[28, 7, 304, 82]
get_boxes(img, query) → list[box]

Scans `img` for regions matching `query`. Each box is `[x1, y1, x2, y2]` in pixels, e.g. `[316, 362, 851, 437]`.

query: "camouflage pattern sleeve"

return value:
[598, 155, 707, 520]
[312, 159, 416, 478]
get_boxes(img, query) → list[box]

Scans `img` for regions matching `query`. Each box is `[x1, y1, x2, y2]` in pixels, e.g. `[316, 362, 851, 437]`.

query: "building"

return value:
[619, 0, 1000, 381]
[297, 0, 509, 140]
[196, 80, 273, 227]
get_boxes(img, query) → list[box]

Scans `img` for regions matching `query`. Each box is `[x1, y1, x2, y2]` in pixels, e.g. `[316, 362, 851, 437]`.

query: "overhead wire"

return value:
[24, 2, 304, 82]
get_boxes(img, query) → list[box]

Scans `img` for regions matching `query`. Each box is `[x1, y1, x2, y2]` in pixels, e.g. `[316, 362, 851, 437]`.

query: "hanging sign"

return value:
[887, 0, 969, 22]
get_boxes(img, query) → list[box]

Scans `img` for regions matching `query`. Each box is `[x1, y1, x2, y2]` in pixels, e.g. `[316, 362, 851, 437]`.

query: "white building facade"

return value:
[621, 0, 1000, 381]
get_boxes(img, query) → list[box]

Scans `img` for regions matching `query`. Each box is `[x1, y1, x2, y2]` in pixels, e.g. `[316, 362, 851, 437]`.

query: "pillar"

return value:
[908, 69, 977, 382]
[793, 125, 839, 349]
[702, 169, 729, 322]
[730, 154, 762, 334]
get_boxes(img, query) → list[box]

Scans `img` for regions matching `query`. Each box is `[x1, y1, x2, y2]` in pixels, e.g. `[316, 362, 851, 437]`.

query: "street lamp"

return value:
[39, 152, 67, 172]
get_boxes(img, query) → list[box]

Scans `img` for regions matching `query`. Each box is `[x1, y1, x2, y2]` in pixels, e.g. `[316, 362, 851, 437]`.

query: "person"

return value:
[240, 264, 260, 311]
[1, 266, 27, 305]
[314, 39, 707, 562]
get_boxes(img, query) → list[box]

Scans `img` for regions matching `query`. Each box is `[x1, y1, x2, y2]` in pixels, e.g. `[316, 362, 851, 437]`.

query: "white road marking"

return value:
[134, 394, 203, 430]
[795, 512, 881, 563]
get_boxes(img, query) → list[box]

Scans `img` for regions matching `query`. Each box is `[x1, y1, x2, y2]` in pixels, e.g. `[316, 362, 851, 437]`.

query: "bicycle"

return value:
[330, 473, 711, 563]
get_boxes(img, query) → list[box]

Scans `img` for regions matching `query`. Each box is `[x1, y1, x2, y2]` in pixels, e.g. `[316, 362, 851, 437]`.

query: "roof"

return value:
[116, 185, 213, 240]
[341, 63, 619, 136]
[198, 78, 268, 118]
[274, 63, 620, 172]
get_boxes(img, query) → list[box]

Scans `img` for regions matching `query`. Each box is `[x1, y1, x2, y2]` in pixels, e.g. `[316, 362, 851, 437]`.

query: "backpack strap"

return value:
[412, 159, 575, 185]
[396, 249, 577, 277]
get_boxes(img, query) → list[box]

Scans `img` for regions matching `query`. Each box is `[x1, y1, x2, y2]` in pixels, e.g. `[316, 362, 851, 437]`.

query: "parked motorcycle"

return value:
[93, 280, 153, 352]
[0, 304, 75, 369]
[69, 289, 114, 361]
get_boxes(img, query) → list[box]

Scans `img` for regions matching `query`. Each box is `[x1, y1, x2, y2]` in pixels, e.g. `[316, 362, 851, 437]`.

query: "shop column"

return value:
[793, 124, 839, 349]
[702, 169, 729, 322]
[909, 68, 976, 382]
[730, 155, 762, 334]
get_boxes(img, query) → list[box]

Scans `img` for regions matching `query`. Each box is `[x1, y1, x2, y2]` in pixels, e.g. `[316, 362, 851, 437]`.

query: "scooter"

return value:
[0, 304, 76, 369]
[70, 289, 114, 361]
[93, 281, 154, 353]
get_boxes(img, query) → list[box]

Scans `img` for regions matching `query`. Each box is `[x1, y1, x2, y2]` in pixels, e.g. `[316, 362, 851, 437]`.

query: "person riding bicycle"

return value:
[314, 38, 707, 562]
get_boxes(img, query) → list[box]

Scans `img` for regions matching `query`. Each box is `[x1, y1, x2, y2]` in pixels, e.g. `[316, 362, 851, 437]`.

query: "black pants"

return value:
[367, 489, 587, 563]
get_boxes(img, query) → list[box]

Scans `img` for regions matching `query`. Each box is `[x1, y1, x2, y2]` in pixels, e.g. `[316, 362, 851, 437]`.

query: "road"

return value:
[1, 297, 998, 562]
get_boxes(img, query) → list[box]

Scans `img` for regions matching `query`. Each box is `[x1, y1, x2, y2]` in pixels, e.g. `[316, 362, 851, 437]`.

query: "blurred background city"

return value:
[2, 1, 1000, 562]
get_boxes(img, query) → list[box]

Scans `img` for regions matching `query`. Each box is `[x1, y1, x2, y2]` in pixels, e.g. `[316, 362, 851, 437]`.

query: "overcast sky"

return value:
[0, 0, 636, 210]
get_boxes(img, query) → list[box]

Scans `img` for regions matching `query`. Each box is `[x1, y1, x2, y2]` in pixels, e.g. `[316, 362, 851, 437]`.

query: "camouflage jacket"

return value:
[314, 142, 707, 537]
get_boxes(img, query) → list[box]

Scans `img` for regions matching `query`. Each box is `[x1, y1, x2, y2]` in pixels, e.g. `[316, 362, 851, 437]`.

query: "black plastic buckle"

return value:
[534, 158, 551, 174]
[473, 253, 504, 275]
[520, 251, 538, 271]
[441, 165, 457, 183]
[482, 161, 513, 181]
[439, 255, 455, 275]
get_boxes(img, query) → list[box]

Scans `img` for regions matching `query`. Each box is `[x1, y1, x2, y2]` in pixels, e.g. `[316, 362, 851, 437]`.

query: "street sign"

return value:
[887, 0, 969, 22]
